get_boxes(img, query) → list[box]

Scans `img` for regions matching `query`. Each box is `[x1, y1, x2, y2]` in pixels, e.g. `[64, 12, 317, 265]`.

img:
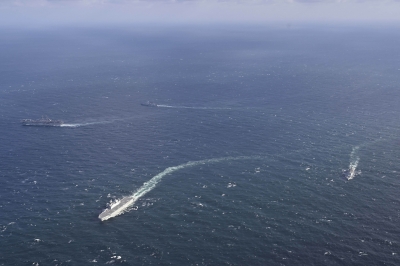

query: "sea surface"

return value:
[1, 24, 400, 265]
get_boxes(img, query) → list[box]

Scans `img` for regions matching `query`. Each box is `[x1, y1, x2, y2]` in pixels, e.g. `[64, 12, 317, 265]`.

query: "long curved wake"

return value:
[98, 156, 259, 221]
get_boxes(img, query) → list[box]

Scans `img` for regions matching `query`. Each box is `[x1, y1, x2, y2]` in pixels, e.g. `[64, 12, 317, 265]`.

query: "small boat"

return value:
[98, 196, 136, 221]
[342, 168, 356, 180]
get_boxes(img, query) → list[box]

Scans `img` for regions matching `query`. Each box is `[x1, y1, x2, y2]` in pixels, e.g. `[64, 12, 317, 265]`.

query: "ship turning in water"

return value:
[21, 117, 64, 127]
[98, 196, 137, 221]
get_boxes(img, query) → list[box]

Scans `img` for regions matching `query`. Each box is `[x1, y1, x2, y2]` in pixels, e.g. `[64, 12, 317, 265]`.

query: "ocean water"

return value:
[1, 24, 400, 265]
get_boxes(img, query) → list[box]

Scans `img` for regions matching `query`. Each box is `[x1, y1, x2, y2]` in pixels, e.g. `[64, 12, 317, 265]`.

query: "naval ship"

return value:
[21, 117, 63, 127]
[98, 196, 136, 221]
[141, 101, 158, 107]
[342, 167, 356, 180]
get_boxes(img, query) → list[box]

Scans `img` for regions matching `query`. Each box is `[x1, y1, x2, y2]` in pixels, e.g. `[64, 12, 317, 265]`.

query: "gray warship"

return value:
[342, 167, 356, 180]
[98, 196, 136, 221]
[141, 101, 158, 107]
[21, 117, 63, 127]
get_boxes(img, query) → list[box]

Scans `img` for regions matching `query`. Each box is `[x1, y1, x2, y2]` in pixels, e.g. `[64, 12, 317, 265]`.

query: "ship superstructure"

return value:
[98, 196, 136, 221]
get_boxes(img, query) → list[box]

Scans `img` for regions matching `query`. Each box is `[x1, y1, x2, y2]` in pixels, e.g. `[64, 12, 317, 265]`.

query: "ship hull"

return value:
[98, 196, 136, 221]
[342, 168, 356, 180]
[22, 122, 63, 127]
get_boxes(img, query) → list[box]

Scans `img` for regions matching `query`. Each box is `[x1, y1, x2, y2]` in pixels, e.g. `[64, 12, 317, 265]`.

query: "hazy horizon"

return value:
[1, 0, 400, 28]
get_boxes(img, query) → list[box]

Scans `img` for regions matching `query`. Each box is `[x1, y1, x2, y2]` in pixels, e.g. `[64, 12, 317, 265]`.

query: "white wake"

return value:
[60, 121, 113, 128]
[157, 105, 231, 110]
[99, 156, 258, 221]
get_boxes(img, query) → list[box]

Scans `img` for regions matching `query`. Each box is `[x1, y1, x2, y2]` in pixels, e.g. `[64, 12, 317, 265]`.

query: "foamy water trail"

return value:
[99, 156, 259, 221]
[157, 105, 231, 110]
[60, 121, 113, 128]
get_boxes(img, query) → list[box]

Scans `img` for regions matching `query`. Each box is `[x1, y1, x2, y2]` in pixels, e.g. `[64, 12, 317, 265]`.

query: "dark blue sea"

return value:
[1, 24, 400, 265]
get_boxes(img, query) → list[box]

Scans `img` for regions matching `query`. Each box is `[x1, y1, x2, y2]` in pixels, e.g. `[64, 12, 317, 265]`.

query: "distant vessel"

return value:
[99, 196, 136, 221]
[21, 117, 63, 127]
[342, 168, 356, 180]
[141, 101, 158, 107]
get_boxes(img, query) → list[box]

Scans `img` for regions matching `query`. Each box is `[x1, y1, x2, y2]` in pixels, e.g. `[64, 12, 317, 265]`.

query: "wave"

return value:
[98, 156, 259, 221]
